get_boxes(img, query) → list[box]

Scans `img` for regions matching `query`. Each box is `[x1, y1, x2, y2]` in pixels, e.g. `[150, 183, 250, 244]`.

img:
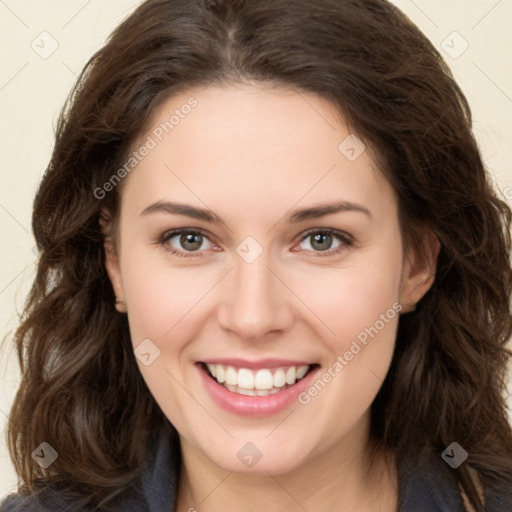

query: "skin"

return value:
[103, 82, 439, 512]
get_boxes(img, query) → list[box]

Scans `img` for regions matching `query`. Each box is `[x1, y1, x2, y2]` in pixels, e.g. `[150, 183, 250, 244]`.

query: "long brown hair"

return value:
[4, 0, 512, 510]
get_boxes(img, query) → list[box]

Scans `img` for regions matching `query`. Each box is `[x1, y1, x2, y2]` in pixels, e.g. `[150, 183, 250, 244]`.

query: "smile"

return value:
[204, 363, 311, 396]
[198, 360, 320, 417]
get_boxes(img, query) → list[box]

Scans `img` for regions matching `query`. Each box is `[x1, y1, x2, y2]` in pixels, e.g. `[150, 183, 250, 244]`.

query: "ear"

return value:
[399, 228, 440, 314]
[100, 208, 127, 313]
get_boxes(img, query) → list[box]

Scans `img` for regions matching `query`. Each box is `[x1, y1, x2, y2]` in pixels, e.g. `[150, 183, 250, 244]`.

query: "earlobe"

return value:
[399, 229, 440, 313]
[105, 239, 127, 313]
[100, 209, 127, 313]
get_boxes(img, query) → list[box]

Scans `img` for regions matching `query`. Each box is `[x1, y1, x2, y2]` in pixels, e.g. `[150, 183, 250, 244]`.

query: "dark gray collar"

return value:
[138, 430, 482, 512]
[3, 429, 509, 511]
[397, 454, 466, 511]
[140, 426, 181, 512]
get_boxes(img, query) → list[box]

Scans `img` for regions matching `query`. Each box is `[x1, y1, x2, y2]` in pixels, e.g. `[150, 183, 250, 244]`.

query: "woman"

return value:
[1, 0, 511, 510]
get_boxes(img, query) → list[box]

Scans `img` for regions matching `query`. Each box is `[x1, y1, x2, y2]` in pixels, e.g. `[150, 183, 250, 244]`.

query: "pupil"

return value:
[181, 233, 202, 251]
[312, 233, 331, 251]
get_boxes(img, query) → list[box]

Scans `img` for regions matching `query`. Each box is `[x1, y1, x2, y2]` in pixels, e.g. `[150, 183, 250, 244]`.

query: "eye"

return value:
[157, 228, 353, 258]
[159, 229, 214, 256]
[295, 229, 353, 256]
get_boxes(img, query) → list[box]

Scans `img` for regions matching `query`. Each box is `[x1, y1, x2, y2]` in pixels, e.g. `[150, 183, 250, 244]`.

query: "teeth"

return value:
[273, 368, 286, 387]
[237, 369, 254, 390]
[205, 363, 311, 391]
[225, 383, 288, 395]
[254, 369, 273, 390]
[296, 365, 309, 379]
[285, 367, 296, 385]
[237, 387, 257, 396]
[225, 366, 238, 386]
[215, 364, 226, 383]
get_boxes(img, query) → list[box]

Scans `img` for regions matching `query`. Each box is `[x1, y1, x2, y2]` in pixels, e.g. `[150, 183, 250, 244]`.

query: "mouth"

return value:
[199, 361, 320, 396]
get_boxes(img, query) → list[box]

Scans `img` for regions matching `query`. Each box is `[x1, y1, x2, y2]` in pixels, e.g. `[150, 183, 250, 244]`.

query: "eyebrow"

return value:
[140, 200, 372, 224]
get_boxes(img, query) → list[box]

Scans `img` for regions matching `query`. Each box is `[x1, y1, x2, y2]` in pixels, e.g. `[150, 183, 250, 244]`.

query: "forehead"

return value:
[120, 83, 395, 223]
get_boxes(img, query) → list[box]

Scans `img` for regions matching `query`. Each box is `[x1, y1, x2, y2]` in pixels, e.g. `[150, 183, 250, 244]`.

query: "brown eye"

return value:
[179, 232, 203, 251]
[161, 230, 214, 254]
[310, 233, 333, 251]
[296, 229, 353, 256]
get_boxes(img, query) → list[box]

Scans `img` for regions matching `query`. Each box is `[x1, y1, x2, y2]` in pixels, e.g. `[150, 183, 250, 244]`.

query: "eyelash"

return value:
[156, 228, 354, 259]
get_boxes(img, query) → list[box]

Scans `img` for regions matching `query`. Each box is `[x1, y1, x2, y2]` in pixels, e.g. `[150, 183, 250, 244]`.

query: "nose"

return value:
[217, 252, 294, 341]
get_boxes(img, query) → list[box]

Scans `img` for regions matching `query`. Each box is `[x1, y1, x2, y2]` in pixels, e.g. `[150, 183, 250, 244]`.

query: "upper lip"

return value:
[199, 358, 315, 369]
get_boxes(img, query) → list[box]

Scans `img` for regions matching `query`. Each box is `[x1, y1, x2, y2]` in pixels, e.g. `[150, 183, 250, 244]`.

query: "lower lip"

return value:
[197, 363, 320, 417]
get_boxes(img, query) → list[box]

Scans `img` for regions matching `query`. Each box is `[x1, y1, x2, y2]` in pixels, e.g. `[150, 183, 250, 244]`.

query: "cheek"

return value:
[295, 252, 402, 354]
[120, 249, 211, 347]
[292, 245, 402, 415]
[279, 268, 401, 459]
[119, 252, 211, 432]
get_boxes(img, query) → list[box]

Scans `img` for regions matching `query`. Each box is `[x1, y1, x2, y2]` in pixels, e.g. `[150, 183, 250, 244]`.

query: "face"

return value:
[104, 83, 436, 474]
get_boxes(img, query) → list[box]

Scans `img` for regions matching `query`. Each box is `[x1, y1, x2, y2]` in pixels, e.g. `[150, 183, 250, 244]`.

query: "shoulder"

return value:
[398, 453, 466, 512]
[0, 495, 25, 512]
[398, 455, 512, 512]
[0, 485, 146, 512]
[0, 489, 81, 512]
[0, 427, 180, 512]
[0, 483, 147, 512]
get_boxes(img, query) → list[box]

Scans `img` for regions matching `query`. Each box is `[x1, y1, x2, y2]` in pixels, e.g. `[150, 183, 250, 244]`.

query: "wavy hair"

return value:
[4, 0, 512, 510]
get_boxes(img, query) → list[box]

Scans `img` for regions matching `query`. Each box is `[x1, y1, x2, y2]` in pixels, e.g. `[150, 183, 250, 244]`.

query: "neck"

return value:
[175, 414, 398, 512]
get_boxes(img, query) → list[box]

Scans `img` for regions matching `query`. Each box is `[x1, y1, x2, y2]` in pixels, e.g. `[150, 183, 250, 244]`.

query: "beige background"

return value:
[1, 0, 511, 497]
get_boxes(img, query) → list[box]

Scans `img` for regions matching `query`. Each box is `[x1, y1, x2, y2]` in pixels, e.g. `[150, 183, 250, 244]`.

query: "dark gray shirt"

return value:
[1, 429, 511, 511]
